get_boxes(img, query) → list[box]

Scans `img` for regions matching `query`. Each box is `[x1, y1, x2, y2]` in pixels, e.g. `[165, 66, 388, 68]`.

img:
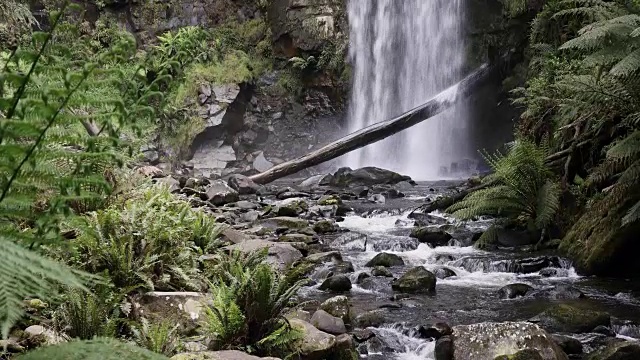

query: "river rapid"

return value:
[292, 180, 640, 359]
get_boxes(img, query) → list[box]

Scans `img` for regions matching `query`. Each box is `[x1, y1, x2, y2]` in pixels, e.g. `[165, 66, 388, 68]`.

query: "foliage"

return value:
[132, 318, 182, 356]
[0, 1, 164, 338]
[68, 184, 220, 292]
[53, 287, 120, 340]
[0, 0, 37, 47]
[15, 338, 169, 360]
[447, 141, 561, 248]
[202, 250, 303, 357]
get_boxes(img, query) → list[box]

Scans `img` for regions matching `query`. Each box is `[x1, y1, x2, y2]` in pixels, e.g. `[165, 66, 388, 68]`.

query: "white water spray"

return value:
[344, 0, 473, 179]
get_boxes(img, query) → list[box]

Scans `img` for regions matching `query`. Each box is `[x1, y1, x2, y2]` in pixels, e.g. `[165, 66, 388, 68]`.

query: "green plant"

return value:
[0, 2, 162, 338]
[132, 318, 182, 356]
[15, 338, 169, 360]
[447, 140, 561, 248]
[69, 184, 219, 292]
[53, 287, 120, 340]
[0, 0, 37, 47]
[202, 251, 303, 357]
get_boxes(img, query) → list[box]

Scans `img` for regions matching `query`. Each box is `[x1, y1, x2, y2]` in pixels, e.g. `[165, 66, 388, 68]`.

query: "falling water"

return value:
[344, 0, 473, 180]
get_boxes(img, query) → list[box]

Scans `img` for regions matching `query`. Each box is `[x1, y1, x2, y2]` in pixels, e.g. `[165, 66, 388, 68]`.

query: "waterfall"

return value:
[343, 0, 472, 180]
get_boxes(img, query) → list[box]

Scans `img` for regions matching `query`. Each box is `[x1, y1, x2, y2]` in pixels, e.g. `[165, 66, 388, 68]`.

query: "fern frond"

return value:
[622, 200, 640, 226]
[0, 241, 94, 338]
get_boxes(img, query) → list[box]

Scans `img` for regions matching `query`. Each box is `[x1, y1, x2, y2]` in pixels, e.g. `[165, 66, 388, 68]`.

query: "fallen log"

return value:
[249, 51, 519, 184]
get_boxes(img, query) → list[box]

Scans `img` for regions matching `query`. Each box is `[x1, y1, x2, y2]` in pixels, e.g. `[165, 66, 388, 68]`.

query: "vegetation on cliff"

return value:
[447, 0, 640, 275]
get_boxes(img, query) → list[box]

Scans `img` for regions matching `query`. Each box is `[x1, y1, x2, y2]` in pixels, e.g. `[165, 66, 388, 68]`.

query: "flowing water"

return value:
[343, 0, 474, 179]
[298, 182, 640, 359]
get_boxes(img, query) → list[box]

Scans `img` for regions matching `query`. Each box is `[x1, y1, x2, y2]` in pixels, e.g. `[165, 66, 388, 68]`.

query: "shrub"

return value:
[53, 287, 120, 340]
[447, 140, 561, 248]
[15, 338, 169, 360]
[132, 318, 182, 356]
[202, 251, 304, 357]
[69, 184, 220, 292]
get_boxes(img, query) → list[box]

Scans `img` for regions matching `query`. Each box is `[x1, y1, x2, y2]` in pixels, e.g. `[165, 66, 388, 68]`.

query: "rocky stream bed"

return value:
[143, 166, 640, 360]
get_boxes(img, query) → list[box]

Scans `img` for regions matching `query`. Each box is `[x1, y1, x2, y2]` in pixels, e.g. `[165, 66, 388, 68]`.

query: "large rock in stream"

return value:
[434, 322, 568, 360]
[323, 167, 413, 187]
[529, 303, 611, 333]
[365, 253, 405, 267]
[391, 266, 436, 293]
[410, 227, 452, 247]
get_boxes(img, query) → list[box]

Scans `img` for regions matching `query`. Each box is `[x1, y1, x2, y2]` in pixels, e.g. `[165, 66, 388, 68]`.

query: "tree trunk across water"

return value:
[249, 51, 519, 184]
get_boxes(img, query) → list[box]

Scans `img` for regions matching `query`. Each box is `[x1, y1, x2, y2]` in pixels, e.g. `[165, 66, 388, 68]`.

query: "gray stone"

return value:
[498, 283, 534, 299]
[529, 304, 610, 333]
[368, 194, 386, 204]
[448, 322, 568, 360]
[260, 216, 309, 230]
[371, 266, 393, 277]
[319, 275, 352, 292]
[221, 227, 252, 244]
[306, 251, 342, 263]
[365, 252, 405, 267]
[551, 334, 583, 355]
[391, 266, 436, 294]
[228, 175, 260, 195]
[289, 319, 336, 360]
[240, 210, 260, 223]
[320, 295, 351, 323]
[434, 267, 457, 279]
[314, 219, 337, 234]
[155, 177, 181, 192]
[278, 233, 315, 244]
[212, 84, 240, 103]
[328, 167, 413, 187]
[235, 201, 258, 210]
[222, 240, 303, 269]
[206, 180, 240, 206]
[311, 309, 346, 335]
[410, 227, 452, 247]
[171, 350, 280, 359]
[353, 310, 386, 328]
[253, 152, 273, 172]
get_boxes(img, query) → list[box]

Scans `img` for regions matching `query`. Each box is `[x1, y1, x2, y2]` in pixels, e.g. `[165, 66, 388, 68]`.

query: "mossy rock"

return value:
[318, 195, 342, 206]
[16, 338, 169, 360]
[365, 252, 404, 267]
[586, 341, 640, 360]
[530, 303, 610, 333]
[494, 349, 544, 360]
[391, 266, 436, 294]
[560, 187, 640, 276]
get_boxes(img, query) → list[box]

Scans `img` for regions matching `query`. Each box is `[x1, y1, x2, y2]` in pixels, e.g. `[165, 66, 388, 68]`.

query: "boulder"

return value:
[391, 266, 436, 294]
[356, 272, 370, 283]
[220, 227, 253, 244]
[172, 350, 280, 359]
[306, 251, 342, 263]
[222, 240, 303, 269]
[368, 194, 386, 204]
[529, 304, 610, 333]
[234, 200, 258, 210]
[328, 167, 413, 187]
[365, 253, 405, 267]
[206, 180, 240, 206]
[278, 233, 315, 244]
[328, 261, 355, 275]
[275, 198, 308, 217]
[434, 267, 457, 279]
[410, 227, 452, 247]
[371, 266, 393, 277]
[227, 175, 260, 195]
[334, 333, 358, 360]
[441, 322, 568, 360]
[551, 334, 583, 355]
[497, 283, 534, 299]
[313, 220, 338, 234]
[320, 296, 351, 323]
[318, 194, 342, 206]
[155, 177, 181, 192]
[586, 341, 640, 360]
[435, 335, 454, 360]
[311, 310, 347, 335]
[253, 152, 273, 173]
[133, 292, 204, 335]
[260, 217, 309, 230]
[319, 275, 352, 292]
[241, 211, 260, 223]
[289, 319, 336, 360]
[416, 322, 453, 340]
[353, 310, 386, 328]
[137, 165, 165, 178]
[494, 349, 544, 360]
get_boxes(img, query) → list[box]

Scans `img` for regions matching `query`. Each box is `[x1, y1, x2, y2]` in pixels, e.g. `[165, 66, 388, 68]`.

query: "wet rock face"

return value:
[267, 0, 346, 55]
[586, 341, 640, 360]
[325, 167, 414, 187]
[529, 303, 611, 333]
[319, 274, 352, 292]
[391, 266, 436, 294]
[410, 227, 452, 247]
[497, 283, 534, 299]
[441, 322, 568, 360]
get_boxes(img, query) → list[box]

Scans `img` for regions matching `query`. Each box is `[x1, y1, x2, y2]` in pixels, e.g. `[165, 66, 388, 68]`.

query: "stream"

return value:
[295, 181, 640, 359]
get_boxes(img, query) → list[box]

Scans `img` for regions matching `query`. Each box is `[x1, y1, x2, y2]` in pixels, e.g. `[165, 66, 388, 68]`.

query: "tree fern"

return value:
[447, 140, 561, 246]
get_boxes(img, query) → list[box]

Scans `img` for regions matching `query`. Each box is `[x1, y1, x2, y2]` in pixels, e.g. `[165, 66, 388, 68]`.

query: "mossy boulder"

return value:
[314, 219, 338, 234]
[289, 319, 336, 360]
[391, 266, 436, 294]
[586, 341, 640, 360]
[529, 303, 610, 333]
[16, 338, 169, 360]
[560, 187, 640, 276]
[318, 194, 342, 206]
[365, 253, 404, 267]
[320, 295, 352, 323]
[410, 227, 452, 247]
[444, 322, 567, 360]
[494, 349, 544, 360]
